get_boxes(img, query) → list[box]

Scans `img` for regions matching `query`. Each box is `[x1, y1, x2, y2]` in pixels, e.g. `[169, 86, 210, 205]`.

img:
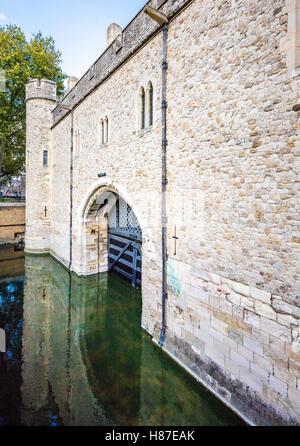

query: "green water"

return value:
[0, 247, 245, 426]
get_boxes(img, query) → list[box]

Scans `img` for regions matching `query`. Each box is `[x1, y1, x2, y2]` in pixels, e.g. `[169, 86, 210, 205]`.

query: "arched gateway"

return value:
[82, 187, 142, 288]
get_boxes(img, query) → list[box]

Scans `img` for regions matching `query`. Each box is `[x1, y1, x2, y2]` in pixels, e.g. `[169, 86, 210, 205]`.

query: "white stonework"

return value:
[25, 0, 300, 425]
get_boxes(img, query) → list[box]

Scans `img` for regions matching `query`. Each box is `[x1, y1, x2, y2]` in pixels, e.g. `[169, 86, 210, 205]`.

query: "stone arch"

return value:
[76, 181, 143, 287]
[79, 180, 144, 226]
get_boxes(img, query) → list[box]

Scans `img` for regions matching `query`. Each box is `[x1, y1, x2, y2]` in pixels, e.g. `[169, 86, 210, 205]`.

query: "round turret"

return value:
[26, 78, 57, 103]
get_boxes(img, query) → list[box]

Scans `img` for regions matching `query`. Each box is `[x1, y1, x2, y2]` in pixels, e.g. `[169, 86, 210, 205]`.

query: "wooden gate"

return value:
[107, 197, 142, 288]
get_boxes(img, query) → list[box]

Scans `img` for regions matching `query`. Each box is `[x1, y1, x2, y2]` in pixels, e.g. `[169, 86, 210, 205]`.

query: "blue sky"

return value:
[0, 0, 147, 80]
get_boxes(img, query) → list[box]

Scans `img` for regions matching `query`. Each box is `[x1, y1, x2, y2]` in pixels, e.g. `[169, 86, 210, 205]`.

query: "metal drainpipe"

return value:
[69, 110, 74, 270]
[158, 23, 169, 348]
[57, 103, 74, 270]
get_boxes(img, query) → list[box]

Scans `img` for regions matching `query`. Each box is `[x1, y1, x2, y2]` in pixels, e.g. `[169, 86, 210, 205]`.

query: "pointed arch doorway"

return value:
[84, 189, 142, 288]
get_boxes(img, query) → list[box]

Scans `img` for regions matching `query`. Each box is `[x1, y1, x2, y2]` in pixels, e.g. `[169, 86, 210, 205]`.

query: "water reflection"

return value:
[0, 276, 23, 425]
[1, 251, 245, 426]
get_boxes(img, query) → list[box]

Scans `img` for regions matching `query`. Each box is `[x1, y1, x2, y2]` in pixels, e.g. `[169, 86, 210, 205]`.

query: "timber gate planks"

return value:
[108, 230, 142, 288]
[107, 197, 142, 288]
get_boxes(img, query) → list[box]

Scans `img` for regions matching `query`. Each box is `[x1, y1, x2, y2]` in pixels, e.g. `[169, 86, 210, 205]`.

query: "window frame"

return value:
[43, 150, 48, 166]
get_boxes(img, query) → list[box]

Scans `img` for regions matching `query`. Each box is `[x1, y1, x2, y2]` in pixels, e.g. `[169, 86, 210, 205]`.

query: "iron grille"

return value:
[108, 197, 142, 236]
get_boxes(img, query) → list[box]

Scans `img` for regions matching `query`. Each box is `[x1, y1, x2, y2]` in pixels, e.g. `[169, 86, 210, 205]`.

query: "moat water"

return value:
[0, 246, 245, 426]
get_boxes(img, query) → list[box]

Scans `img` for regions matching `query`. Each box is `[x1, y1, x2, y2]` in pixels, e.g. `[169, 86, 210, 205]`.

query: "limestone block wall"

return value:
[162, 0, 300, 425]
[50, 115, 72, 265]
[25, 0, 300, 426]
[50, 30, 164, 274]
[0, 204, 25, 244]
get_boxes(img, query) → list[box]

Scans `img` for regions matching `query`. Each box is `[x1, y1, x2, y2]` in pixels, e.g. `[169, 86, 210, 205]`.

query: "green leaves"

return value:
[0, 24, 67, 183]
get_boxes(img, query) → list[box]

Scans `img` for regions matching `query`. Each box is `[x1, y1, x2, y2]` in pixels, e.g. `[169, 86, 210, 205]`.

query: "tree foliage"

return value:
[0, 25, 66, 183]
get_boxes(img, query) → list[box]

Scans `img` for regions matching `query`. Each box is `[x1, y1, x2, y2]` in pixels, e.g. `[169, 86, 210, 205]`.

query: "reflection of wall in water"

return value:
[22, 254, 108, 426]
[21, 253, 237, 426]
[0, 275, 24, 425]
[0, 245, 24, 280]
[80, 273, 142, 425]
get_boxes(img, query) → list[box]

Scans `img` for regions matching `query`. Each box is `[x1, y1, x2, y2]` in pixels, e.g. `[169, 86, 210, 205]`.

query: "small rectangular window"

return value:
[43, 150, 48, 165]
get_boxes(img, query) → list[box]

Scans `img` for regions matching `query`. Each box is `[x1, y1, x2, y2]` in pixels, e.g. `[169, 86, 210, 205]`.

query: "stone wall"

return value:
[25, 79, 56, 252]
[51, 0, 193, 126]
[25, 0, 300, 425]
[162, 0, 300, 425]
[0, 204, 25, 244]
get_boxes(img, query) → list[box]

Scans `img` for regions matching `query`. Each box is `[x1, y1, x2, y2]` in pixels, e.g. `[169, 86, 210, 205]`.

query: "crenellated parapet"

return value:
[25, 78, 57, 103]
[51, 0, 191, 126]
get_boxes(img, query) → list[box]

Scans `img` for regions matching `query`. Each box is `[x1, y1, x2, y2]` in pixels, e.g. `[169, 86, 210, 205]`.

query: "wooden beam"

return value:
[131, 246, 138, 287]
[108, 240, 131, 272]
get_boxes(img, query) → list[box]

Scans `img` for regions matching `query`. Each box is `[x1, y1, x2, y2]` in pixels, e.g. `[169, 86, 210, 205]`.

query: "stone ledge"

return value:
[0, 203, 25, 207]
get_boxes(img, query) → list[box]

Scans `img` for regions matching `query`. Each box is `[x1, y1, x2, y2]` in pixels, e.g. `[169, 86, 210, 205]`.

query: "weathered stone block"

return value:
[272, 298, 300, 319]
[250, 287, 271, 305]
[241, 296, 255, 311]
[205, 343, 225, 368]
[260, 318, 291, 343]
[255, 301, 277, 321]
[244, 310, 261, 329]
[230, 349, 250, 370]
[211, 317, 229, 336]
[243, 336, 264, 356]
[269, 375, 288, 397]
[239, 367, 263, 395]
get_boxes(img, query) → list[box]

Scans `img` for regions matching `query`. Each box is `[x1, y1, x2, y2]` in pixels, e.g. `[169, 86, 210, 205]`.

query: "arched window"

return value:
[104, 116, 108, 144]
[100, 119, 104, 145]
[139, 87, 145, 130]
[147, 82, 153, 127]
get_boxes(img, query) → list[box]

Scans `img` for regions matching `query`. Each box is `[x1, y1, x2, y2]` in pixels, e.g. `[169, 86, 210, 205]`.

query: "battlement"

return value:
[26, 78, 57, 103]
[52, 0, 191, 126]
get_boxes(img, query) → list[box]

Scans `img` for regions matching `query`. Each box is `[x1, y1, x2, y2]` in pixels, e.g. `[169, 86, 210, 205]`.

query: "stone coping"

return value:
[0, 203, 25, 207]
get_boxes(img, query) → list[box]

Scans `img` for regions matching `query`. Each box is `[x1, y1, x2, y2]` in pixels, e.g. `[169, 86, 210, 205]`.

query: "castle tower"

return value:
[25, 79, 56, 252]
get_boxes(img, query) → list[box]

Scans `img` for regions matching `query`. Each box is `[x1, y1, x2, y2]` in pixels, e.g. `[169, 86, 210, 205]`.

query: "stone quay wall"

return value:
[0, 203, 25, 245]
[25, 0, 300, 425]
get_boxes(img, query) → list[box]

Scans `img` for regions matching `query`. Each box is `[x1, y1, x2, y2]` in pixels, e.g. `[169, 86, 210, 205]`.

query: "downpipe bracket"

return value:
[158, 325, 166, 347]
[161, 100, 168, 110]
